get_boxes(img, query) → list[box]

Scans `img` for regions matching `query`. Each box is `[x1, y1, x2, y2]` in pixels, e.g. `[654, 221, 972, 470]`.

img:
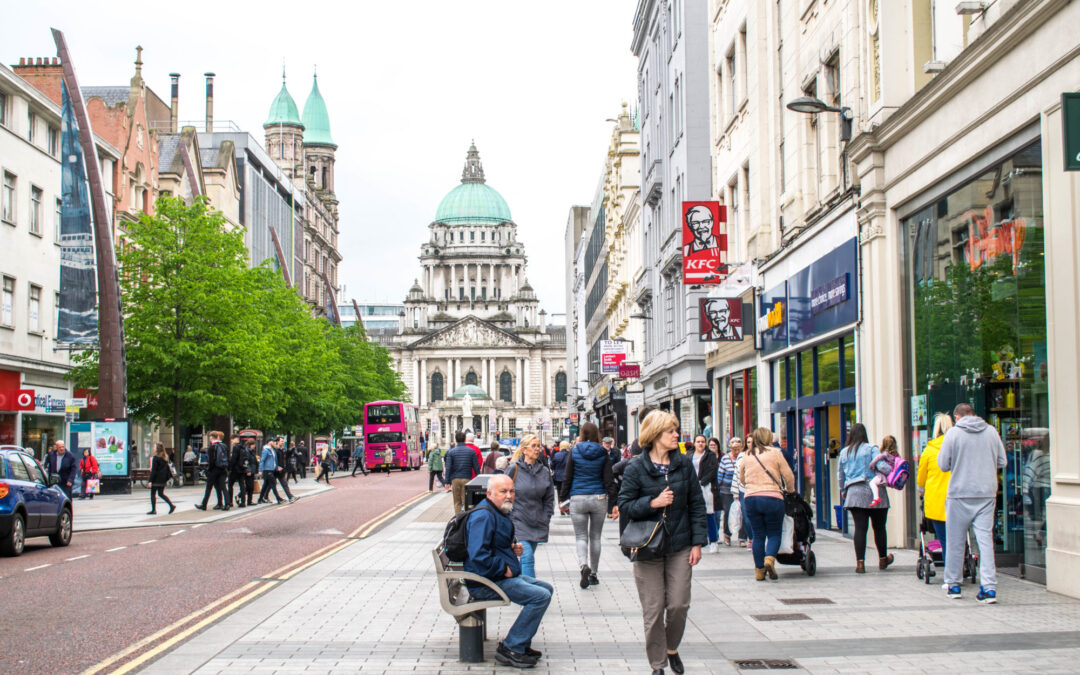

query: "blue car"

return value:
[0, 448, 73, 556]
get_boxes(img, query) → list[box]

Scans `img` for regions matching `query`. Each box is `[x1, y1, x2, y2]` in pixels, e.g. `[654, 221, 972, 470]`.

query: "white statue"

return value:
[462, 392, 473, 419]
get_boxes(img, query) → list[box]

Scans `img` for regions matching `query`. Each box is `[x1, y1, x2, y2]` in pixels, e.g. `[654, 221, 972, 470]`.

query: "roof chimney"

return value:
[169, 73, 180, 133]
[204, 72, 215, 133]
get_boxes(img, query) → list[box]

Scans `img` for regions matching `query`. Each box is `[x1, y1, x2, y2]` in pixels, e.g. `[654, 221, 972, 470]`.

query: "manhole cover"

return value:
[734, 658, 800, 670]
[779, 597, 834, 605]
[751, 613, 811, 621]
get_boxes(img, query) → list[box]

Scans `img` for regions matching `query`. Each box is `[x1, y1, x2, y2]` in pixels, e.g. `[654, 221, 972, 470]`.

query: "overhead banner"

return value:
[699, 297, 745, 341]
[57, 80, 99, 347]
[681, 201, 727, 285]
[600, 340, 629, 375]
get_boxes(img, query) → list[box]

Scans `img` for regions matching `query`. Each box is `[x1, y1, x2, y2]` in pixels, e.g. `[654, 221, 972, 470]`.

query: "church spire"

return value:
[461, 141, 486, 184]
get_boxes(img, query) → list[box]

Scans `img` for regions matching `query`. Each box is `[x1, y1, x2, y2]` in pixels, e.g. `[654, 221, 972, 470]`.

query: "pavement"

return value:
[140, 491, 1080, 674]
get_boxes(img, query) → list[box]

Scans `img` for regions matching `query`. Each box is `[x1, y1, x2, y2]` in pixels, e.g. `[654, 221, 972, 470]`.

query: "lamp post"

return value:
[786, 95, 854, 187]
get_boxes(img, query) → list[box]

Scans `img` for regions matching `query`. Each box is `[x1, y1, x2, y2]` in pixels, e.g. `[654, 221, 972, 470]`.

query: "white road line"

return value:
[169, 529, 186, 536]
[192, 523, 204, 528]
[138, 539, 158, 545]
[65, 554, 90, 561]
[106, 546, 127, 552]
[24, 564, 51, 571]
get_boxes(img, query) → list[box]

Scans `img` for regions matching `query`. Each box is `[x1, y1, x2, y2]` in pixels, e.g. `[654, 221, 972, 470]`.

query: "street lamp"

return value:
[786, 96, 853, 141]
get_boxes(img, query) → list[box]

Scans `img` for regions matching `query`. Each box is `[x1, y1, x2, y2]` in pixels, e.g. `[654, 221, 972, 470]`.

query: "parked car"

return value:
[0, 448, 73, 556]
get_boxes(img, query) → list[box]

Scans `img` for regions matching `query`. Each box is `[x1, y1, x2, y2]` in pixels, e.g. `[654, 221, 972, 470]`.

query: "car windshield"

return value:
[367, 432, 403, 444]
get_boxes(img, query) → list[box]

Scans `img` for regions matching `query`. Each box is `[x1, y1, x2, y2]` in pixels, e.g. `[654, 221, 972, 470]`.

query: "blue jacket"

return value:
[550, 449, 569, 482]
[259, 445, 277, 472]
[838, 442, 876, 488]
[464, 498, 520, 588]
[45, 450, 77, 484]
[565, 441, 611, 497]
[443, 444, 479, 482]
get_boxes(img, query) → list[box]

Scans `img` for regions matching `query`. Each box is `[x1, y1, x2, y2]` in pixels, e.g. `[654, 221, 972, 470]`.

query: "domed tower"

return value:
[301, 72, 337, 200]
[263, 70, 304, 180]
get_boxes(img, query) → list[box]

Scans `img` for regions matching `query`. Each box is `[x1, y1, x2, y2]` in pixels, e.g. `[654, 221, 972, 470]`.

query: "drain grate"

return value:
[778, 597, 834, 605]
[735, 658, 800, 670]
[751, 612, 811, 621]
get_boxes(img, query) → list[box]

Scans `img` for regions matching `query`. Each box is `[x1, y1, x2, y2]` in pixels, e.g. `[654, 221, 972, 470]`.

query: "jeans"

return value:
[569, 494, 607, 571]
[471, 575, 553, 653]
[739, 493, 752, 541]
[260, 471, 284, 502]
[945, 497, 997, 589]
[520, 540, 540, 578]
[706, 513, 719, 544]
[928, 517, 947, 558]
[275, 470, 294, 499]
[744, 496, 786, 569]
[850, 507, 889, 561]
[201, 468, 226, 507]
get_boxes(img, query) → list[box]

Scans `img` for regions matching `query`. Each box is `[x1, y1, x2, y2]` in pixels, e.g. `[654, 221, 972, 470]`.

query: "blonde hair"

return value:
[931, 413, 953, 438]
[154, 443, 167, 459]
[559, 440, 570, 450]
[639, 410, 679, 448]
[748, 427, 774, 455]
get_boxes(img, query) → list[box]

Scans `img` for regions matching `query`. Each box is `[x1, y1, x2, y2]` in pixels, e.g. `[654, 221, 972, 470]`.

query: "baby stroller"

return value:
[774, 492, 818, 576]
[915, 515, 978, 584]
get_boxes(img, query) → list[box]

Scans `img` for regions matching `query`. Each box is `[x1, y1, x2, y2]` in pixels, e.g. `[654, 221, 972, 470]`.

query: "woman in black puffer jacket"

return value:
[619, 411, 707, 675]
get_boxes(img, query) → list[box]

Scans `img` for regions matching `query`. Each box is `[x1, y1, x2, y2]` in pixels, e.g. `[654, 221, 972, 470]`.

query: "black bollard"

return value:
[459, 618, 484, 662]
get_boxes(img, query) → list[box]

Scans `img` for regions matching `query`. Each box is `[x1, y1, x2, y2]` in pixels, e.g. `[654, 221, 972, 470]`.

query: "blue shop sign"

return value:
[757, 281, 788, 355]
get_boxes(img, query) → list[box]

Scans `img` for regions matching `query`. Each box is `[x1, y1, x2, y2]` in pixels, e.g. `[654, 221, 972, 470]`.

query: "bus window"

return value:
[367, 432, 404, 444]
[366, 404, 402, 424]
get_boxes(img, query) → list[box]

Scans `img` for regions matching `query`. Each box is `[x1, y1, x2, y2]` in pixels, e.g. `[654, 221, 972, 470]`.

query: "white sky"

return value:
[2, 1, 640, 316]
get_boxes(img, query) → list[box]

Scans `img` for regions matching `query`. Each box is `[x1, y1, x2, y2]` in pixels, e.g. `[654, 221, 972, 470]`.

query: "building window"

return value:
[430, 372, 444, 402]
[2, 172, 15, 223]
[726, 47, 736, 119]
[499, 371, 513, 403]
[1, 276, 14, 327]
[555, 372, 567, 402]
[465, 371, 478, 386]
[55, 198, 62, 243]
[470, 230, 475, 242]
[27, 111, 36, 143]
[0, 91, 7, 126]
[29, 186, 43, 236]
[47, 126, 59, 156]
[28, 284, 40, 333]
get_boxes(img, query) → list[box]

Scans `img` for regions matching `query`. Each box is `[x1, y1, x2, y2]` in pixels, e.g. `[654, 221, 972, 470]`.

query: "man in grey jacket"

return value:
[937, 403, 1007, 604]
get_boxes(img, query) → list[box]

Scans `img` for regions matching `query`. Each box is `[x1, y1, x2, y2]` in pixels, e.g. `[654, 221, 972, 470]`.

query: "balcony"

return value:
[644, 159, 663, 206]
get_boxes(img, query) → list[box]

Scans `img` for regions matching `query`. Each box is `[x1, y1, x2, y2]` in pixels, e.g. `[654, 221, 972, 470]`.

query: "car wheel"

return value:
[1, 513, 25, 557]
[50, 508, 73, 547]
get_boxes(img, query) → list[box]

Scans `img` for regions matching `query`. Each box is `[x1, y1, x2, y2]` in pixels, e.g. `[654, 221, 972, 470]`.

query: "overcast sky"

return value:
[3, 1, 639, 317]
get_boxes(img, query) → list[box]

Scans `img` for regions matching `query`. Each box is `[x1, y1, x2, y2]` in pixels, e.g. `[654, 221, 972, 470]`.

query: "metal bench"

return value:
[432, 545, 510, 662]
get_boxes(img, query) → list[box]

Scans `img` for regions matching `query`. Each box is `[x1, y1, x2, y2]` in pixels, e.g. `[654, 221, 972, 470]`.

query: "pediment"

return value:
[409, 316, 531, 350]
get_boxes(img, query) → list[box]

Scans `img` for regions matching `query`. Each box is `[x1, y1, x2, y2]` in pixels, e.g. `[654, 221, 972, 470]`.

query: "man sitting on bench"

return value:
[465, 474, 553, 668]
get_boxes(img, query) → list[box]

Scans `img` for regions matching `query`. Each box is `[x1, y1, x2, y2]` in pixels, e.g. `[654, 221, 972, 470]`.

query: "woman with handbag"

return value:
[147, 443, 176, 515]
[739, 427, 796, 581]
[79, 448, 99, 500]
[619, 411, 707, 675]
[838, 423, 894, 574]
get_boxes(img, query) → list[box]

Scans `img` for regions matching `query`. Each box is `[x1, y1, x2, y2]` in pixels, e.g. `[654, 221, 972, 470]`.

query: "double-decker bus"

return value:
[363, 401, 423, 471]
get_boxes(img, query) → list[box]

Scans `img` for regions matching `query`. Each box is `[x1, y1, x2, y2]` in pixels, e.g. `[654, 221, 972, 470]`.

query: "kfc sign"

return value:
[699, 298, 744, 342]
[681, 201, 727, 285]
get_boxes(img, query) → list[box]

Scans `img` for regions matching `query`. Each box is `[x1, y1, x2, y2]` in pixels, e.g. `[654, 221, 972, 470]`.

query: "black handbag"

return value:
[620, 510, 669, 562]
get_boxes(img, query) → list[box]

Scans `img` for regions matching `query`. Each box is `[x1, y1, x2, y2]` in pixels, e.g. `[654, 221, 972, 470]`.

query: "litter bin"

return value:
[834, 505, 845, 531]
[465, 474, 495, 509]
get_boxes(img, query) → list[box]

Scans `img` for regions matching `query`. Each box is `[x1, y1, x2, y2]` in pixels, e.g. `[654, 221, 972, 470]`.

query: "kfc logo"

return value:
[699, 298, 744, 342]
[681, 201, 727, 284]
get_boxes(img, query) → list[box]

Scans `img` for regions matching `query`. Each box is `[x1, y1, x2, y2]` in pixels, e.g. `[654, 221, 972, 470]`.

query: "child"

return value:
[868, 435, 900, 507]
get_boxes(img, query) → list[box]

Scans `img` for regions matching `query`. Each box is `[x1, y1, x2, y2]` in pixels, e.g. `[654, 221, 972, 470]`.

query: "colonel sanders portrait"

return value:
[682, 204, 718, 257]
[700, 298, 742, 341]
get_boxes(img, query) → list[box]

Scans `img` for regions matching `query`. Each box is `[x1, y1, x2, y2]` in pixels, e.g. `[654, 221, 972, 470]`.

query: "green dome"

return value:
[265, 79, 301, 127]
[301, 74, 335, 147]
[435, 143, 511, 224]
[452, 384, 490, 399]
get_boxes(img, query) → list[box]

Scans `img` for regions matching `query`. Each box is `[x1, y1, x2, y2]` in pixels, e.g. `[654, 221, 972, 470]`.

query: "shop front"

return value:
[595, 385, 627, 447]
[901, 139, 1050, 582]
[760, 233, 859, 532]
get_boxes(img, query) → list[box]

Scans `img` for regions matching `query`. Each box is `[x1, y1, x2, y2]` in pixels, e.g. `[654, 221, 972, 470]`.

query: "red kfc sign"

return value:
[699, 298, 744, 342]
[681, 201, 727, 285]
[0, 389, 36, 411]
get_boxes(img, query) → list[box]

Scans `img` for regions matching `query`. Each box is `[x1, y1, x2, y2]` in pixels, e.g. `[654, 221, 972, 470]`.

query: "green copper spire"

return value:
[264, 70, 301, 127]
[301, 72, 335, 147]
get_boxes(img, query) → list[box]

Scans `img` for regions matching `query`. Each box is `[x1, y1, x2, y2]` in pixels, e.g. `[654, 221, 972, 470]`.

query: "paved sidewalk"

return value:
[144, 492, 1080, 674]
[71, 478, 332, 531]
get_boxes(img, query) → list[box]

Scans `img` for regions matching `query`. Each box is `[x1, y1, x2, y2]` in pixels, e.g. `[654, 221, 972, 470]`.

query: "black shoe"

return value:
[523, 646, 542, 659]
[495, 642, 537, 668]
[257, 499, 268, 504]
[146, 510, 156, 515]
[652, 670, 665, 675]
[194, 504, 207, 511]
[668, 653, 684, 674]
[212, 505, 224, 511]
[588, 573, 599, 586]
[168, 504, 176, 514]
[579, 565, 591, 589]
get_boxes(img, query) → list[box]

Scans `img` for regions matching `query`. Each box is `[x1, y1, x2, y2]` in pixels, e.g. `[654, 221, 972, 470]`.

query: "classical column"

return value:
[516, 358, 523, 405]
[542, 359, 549, 406]
[454, 358, 461, 391]
[446, 358, 453, 392]
[481, 358, 488, 394]
[419, 359, 427, 406]
[414, 360, 422, 406]
[523, 356, 531, 406]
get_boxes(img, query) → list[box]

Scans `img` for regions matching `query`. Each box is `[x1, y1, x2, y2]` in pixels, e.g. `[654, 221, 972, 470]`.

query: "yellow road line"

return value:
[348, 490, 430, 539]
[276, 539, 356, 580]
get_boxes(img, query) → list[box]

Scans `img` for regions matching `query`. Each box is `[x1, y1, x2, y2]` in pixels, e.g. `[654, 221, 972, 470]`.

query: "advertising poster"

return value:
[600, 340, 629, 374]
[69, 420, 129, 477]
[681, 201, 727, 285]
[699, 297, 744, 341]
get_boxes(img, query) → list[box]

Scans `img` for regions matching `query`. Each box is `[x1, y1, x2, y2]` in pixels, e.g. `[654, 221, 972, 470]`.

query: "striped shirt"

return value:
[717, 454, 736, 491]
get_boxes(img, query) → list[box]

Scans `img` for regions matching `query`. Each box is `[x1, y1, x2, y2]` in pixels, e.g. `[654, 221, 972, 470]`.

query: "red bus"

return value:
[364, 400, 422, 471]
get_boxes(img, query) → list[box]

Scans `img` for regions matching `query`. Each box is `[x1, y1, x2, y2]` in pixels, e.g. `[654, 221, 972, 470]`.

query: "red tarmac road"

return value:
[0, 468, 430, 674]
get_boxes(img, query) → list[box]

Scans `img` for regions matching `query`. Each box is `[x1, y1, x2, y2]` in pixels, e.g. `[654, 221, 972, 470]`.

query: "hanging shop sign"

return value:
[0, 389, 36, 411]
[681, 201, 728, 284]
[699, 297, 746, 341]
[1064, 93, 1080, 171]
[600, 340, 629, 374]
[625, 391, 645, 411]
[618, 363, 641, 378]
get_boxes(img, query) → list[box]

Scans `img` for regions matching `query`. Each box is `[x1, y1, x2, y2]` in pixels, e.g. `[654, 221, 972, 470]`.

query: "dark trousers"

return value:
[850, 507, 889, 561]
[275, 470, 294, 499]
[717, 492, 734, 537]
[315, 464, 332, 484]
[352, 459, 367, 476]
[260, 471, 284, 502]
[201, 468, 226, 507]
[243, 474, 255, 504]
[150, 485, 173, 511]
[428, 469, 442, 490]
[286, 467, 298, 483]
[228, 472, 247, 506]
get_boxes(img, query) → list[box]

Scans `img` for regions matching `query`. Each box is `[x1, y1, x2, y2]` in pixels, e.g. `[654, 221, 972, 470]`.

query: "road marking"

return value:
[275, 540, 355, 581]
[348, 490, 431, 539]
[226, 527, 253, 534]
[24, 564, 51, 571]
[314, 528, 344, 535]
[191, 523, 204, 528]
[66, 555, 90, 561]
[138, 539, 157, 545]
[105, 546, 126, 552]
[169, 529, 186, 536]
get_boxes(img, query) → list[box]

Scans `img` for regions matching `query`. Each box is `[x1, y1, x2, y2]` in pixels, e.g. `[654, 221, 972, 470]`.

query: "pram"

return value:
[774, 492, 817, 576]
[915, 515, 978, 584]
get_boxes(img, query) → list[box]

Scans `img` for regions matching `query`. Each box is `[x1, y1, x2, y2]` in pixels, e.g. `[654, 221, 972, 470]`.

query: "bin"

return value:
[834, 505, 845, 530]
[465, 474, 495, 509]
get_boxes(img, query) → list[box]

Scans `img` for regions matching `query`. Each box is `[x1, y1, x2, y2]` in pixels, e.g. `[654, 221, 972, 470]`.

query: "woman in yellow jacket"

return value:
[917, 412, 953, 553]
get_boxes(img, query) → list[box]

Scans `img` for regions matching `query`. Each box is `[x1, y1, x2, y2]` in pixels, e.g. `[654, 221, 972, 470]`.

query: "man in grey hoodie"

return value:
[937, 403, 1007, 604]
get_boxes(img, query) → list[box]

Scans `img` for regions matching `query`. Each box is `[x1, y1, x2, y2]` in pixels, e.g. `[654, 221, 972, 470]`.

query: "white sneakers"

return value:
[708, 542, 719, 554]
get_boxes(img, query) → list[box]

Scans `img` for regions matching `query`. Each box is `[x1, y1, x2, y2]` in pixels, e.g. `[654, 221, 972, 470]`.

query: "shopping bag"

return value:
[86, 478, 101, 495]
[777, 515, 795, 555]
[727, 498, 742, 536]
[253, 477, 262, 493]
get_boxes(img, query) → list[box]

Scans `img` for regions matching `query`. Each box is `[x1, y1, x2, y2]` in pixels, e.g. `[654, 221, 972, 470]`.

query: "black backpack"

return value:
[442, 502, 494, 562]
[214, 443, 229, 469]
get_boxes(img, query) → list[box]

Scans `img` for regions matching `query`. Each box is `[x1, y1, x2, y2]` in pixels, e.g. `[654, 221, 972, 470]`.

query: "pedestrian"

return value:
[426, 443, 444, 491]
[551, 440, 570, 515]
[314, 445, 333, 485]
[443, 430, 480, 513]
[562, 422, 620, 589]
[465, 431, 483, 468]
[259, 438, 286, 504]
[507, 434, 555, 579]
[297, 441, 308, 479]
[274, 438, 297, 502]
[838, 422, 894, 574]
[228, 438, 248, 507]
[482, 440, 501, 473]
[194, 431, 229, 511]
[147, 442, 176, 515]
[351, 443, 368, 476]
[868, 435, 901, 507]
[729, 437, 751, 547]
[618, 410, 707, 675]
[918, 413, 954, 554]
[78, 448, 99, 500]
[712, 438, 735, 545]
[285, 443, 300, 484]
[463, 474, 553, 669]
[739, 427, 796, 581]
[45, 441, 77, 499]
[603, 436, 620, 465]
[937, 402, 1007, 603]
[691, 434, 721, 553]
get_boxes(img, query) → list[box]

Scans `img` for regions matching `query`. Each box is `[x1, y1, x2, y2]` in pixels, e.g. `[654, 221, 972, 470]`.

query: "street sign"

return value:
[618, 363, 641, 378]
[600, 340, 629, 374]
[1064, 93, 1080, 171]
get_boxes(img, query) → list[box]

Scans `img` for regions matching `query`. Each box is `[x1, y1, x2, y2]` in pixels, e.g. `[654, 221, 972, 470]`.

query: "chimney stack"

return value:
[204, 72, 215, 133]
[169, 73, 180, 133]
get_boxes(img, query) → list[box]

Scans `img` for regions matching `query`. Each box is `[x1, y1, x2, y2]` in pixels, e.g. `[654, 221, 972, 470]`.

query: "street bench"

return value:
[432, 545, 509, 663]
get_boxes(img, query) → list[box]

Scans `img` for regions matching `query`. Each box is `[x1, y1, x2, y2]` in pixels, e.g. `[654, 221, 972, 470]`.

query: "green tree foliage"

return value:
[70, 195, 405, 445]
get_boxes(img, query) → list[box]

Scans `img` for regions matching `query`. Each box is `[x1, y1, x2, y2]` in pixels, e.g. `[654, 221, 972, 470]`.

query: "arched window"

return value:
[465, 371, 477, 386]
[499, 371, 513, 403]
[430, 372, 444, 402]
[555, 372, 567, 402]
